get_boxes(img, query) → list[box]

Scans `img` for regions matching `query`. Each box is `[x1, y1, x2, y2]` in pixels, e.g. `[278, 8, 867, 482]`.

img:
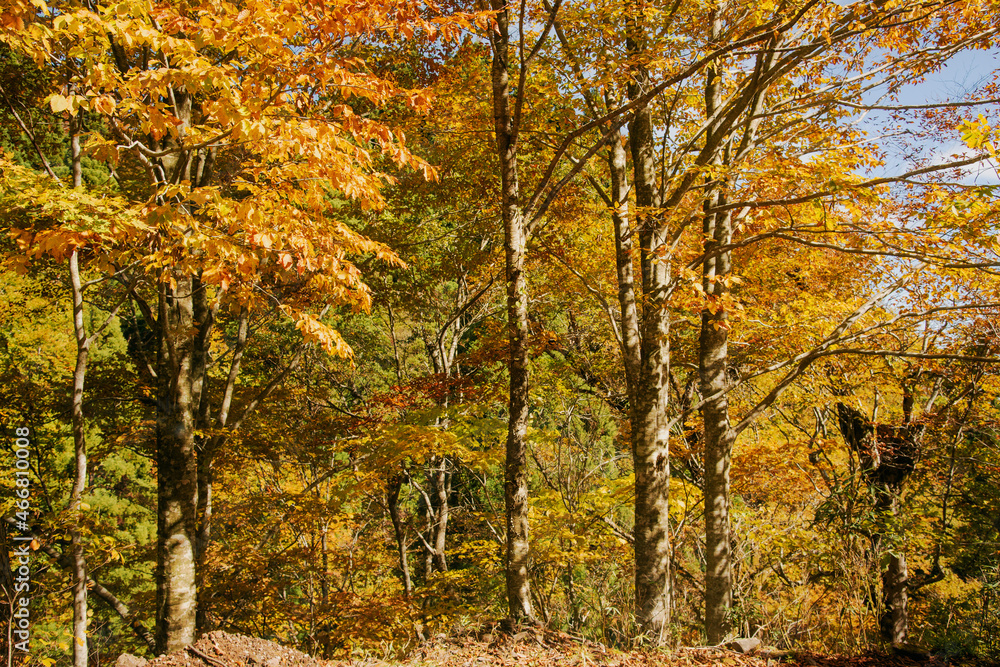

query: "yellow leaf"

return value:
[49, 94, 70, 113]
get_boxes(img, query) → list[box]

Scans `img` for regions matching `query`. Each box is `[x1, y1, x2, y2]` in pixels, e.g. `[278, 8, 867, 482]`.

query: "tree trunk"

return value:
[699, 234, 735, 643]
[68, 116, 89, 667]
[626, 46, 673, 640]
[423, 498, 434, 581]
[872, 489, 908, 643]
[631, 284, 672, 644]
[607, 107, 673, 642]
[69, 249, 90, 667]
[1, 516, 15, 663]
[836, 403, 919, 644]
[154, 273, 203, 654]
[608, 138, 641, 407]
[700, 27, 736, 642]
[490, 0, 536, 623]
[418, 457, 451, 576]
[387, 475, 412, 596]
[622, 4, 673, 640]
[882, 549, 908, 643]
[431, 458, 450, 573]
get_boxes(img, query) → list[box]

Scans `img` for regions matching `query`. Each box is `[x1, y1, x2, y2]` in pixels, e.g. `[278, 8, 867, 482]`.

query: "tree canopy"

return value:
[1, 0, 999, 663]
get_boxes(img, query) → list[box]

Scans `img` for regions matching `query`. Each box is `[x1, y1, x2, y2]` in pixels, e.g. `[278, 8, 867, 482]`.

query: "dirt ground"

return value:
[115, 629, 969, 667]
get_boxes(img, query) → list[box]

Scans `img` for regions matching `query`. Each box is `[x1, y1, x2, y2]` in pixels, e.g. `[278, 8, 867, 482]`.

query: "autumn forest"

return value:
[0, 0, 999, 664]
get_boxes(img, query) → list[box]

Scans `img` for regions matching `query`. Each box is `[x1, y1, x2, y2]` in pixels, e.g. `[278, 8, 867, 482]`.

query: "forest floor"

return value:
[117, 629, 977, 667]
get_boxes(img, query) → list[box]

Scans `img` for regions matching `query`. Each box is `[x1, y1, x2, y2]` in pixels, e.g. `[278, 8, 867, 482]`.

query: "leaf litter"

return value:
[116, 629, 966, 667]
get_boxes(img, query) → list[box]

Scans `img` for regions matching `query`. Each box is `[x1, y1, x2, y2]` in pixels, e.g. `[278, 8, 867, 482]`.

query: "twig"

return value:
[186, 645, 232, 667]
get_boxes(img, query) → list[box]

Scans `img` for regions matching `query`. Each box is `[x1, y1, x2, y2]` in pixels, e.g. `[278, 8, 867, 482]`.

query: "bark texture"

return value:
[154, 272, 205, 654]
[429, 458, 451, 574]
[1, 517, 14, 642]
[387, 475, 413, 596]
[621, 6, 673, 640]
[68, 119, 89, 667]
[609, 137, 641, 406]
[69, 250, 91, 667]
[700, 28, 736, 641]
[490, 0, 536, 622]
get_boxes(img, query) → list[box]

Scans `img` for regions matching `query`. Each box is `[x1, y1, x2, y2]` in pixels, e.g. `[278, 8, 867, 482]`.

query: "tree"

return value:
[523, 0, 1000, 640]
[0, 140, 139, 664]
[484, 0, 601, 623]
[832, 343, 999, 644]
[4, 0, 1000, 655]
[487, 0, 537, 623]
[2, 0, 480, 651]
[563, 0, 1000, 643]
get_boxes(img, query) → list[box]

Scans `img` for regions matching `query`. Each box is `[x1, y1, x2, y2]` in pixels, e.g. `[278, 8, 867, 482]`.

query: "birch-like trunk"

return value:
[68, 118, 89, 667]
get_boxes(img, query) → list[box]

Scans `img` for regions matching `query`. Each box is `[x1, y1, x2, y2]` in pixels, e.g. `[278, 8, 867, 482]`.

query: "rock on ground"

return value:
[114, 655, 148, 667]
[118, 631, 330, 667]
[726, 638, 762, 654]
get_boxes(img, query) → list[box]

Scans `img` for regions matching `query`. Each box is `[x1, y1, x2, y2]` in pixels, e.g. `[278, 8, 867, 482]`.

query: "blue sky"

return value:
[859, 48, 1000, 185]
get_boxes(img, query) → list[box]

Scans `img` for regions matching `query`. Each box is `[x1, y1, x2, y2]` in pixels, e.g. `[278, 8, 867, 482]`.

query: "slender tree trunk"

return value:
[68, 250, 90, 667]
[431, 458, 450, 573]
[194, 448, 214, 635]
[154, 273, 202, 654]
[387, 475, 413, 596]
[70, 124, 82, 190]
[68, 116, 89, 667]
[609, 107, 674, 642]
[490, 0, 535, 623]
[631, 266, 672, 644]
[320, 528, 330, 607]
[700, 28, 736, 641]
[423, 493, 435, 580]
[1, 511, 16, 666]
[699, 226, 735, 643]
[609, 139, 641, 405]
[416, 458, 450, 577]
[195, 306, 243, 628]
